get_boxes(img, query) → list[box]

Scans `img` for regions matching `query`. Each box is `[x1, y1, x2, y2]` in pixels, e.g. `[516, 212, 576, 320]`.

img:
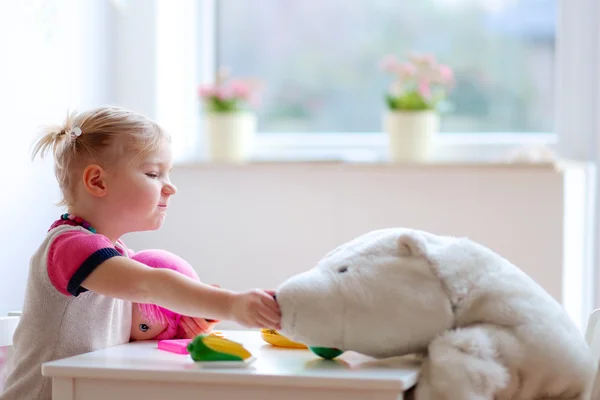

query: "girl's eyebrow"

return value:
[142, 160, 166, 167]
[142, 161, 173, 171]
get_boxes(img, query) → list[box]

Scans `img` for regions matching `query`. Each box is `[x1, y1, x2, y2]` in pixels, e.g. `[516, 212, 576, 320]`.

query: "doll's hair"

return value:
[132, 249, 200, 340]
[31, 106, 169, 207]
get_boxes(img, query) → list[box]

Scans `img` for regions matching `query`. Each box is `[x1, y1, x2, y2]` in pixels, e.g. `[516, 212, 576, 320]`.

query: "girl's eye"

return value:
[146, 173, 158, 178]
[139, 324, 149, 332]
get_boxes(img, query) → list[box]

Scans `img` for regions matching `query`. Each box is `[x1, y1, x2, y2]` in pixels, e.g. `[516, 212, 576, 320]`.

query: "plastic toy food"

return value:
[260, 329, 307, 349]
[260, 330, 342, 359]
[308, 346, 344, 360]
[157, 332, 225, 354]
[187, 334, 252, 362]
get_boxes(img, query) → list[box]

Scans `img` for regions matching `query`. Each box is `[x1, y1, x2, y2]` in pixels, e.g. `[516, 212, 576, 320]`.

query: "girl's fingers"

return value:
[260, 292, 281, 315]
[181, 317, 199, 336]
[258, 309, 281, 330]
[193, 317, 211, 333]
[206, 321, 218, 332]
[179, 318, 194, 338]
[259, 299, 281, 322]
[260, 317, 280, 330]
[184, 316, 212, 335]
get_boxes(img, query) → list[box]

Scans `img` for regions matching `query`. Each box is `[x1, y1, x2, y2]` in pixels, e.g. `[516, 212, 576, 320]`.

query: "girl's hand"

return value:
[230, 289, 281, 329]
[180, 316, 218, 338]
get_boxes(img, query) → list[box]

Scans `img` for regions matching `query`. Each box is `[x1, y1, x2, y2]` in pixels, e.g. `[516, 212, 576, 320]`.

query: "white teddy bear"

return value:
[276, 228, 596, 399]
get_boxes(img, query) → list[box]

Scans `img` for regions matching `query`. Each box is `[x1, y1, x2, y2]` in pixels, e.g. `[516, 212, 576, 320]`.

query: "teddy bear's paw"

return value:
[435, 326, 498, 361]
[417, 326, 510, 399]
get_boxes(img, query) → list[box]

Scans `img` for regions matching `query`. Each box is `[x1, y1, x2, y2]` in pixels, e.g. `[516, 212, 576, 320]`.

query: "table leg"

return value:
[52, 377, 74, 400]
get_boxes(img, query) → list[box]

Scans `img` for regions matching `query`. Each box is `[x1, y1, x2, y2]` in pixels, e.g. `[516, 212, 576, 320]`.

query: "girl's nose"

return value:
[163, 182, 177, 195]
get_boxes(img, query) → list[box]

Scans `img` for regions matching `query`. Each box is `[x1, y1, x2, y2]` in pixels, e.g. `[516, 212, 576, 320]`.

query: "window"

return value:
[147, 0, 594, 162]
[217, 0, 556, 135]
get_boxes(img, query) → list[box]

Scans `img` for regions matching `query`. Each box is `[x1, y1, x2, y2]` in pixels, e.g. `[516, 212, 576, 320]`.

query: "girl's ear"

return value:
[82, 165, 107, 197]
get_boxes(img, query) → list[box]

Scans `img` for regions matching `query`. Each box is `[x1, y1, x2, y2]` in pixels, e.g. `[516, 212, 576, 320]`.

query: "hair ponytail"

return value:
[32, 111, 77, 162]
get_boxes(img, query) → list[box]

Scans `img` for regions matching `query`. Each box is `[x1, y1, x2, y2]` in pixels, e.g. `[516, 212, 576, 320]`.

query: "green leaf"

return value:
[385, 94, 397, 110]
[204, 97, 243, 113]
[385, 91, 435, 111]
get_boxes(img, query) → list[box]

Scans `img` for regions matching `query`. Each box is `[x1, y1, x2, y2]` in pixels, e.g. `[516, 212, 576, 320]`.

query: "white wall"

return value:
[123, 161, 593, 330]
[0, 0, 113, 315]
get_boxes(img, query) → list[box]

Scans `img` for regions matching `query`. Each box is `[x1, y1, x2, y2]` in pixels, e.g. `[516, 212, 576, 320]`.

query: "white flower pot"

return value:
[383, 110, 439, 162]
[203, 111, 256, 162]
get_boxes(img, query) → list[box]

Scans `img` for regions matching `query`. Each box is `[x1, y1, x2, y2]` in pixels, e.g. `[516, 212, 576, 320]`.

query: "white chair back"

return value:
[586, 309, 600, 365]
[0, 317, 18, 348]
[585, 309, 600, 400]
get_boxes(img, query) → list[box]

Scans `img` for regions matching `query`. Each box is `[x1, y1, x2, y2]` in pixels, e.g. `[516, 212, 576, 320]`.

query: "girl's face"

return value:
[130, 303, 168, 341]
[104, 138, 177, 235]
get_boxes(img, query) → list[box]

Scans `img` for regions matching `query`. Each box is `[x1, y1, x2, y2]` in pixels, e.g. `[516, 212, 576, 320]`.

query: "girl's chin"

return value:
[151, 215, 167, 229]
[126, 213, 167, 232]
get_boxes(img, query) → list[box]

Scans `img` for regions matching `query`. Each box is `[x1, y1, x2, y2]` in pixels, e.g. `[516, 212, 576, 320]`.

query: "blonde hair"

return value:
[32, 106, 169, 207]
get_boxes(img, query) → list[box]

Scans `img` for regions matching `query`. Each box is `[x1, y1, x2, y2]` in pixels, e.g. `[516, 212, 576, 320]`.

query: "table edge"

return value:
[41, 363, 419, 391]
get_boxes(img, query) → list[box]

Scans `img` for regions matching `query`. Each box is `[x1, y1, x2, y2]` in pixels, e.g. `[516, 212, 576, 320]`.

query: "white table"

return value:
[42, 330, 420, 400]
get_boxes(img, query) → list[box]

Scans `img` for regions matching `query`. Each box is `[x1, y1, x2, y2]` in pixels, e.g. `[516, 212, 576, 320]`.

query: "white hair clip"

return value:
[70, 127, 82, 137]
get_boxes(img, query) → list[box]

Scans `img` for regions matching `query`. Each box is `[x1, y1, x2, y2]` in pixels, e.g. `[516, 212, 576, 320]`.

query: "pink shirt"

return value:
[46, 220, 133, 296]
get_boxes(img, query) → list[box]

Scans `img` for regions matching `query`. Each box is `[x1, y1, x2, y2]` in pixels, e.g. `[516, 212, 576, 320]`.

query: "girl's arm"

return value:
[81, 256, 280, 329]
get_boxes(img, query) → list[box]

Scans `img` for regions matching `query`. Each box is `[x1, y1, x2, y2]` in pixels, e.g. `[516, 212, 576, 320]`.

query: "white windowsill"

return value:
[177, 132, 560, 165]
[253, 132, 557, 147]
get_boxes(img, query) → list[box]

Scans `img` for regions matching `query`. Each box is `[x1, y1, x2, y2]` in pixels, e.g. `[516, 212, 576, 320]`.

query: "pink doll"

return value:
[130, 249, 219, 341]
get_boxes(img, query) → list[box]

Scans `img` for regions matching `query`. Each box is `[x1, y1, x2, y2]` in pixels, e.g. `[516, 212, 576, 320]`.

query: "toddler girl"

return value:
[0, 106, 280, 400]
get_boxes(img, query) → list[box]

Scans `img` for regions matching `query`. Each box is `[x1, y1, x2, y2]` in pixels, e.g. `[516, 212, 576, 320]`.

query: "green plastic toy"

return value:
[187, 334, 252, 362]
[308, 346, 344, 360]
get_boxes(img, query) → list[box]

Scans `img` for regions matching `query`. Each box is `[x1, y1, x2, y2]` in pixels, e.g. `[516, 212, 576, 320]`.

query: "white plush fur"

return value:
[276, 228, 596, 399]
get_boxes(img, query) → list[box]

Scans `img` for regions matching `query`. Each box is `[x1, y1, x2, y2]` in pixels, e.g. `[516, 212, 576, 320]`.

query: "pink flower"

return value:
[397, 62, 417, 79]
[213, 87, 230, 100]
[197, 71, 263, 111]
[379, 54, 399, 72]
[435, 64, 454, 85]
[229, 80, 250, 99]
[423, 54, 436, 65]
[198, 85, 215, 98]
[418, 79, 431, 99]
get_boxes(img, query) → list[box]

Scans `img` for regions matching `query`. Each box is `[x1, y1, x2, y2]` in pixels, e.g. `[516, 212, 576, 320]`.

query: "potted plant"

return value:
[379, 53, 454, 162]
[198, 68, 261, 162]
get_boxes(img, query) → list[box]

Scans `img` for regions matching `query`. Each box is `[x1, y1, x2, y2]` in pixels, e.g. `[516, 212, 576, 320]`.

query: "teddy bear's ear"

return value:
[397, 231, 427, 257]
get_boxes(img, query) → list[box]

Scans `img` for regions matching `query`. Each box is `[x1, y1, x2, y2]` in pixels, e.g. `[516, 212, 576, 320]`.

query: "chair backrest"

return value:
[581, 310, 600, 400]
[586, 309, 600, 365]
[0, 317, 18, 348]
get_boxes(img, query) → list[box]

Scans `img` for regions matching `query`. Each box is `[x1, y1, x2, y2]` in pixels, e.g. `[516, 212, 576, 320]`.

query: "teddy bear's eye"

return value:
[139, 323, 149, 332]
[337, 266, 349, 273]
